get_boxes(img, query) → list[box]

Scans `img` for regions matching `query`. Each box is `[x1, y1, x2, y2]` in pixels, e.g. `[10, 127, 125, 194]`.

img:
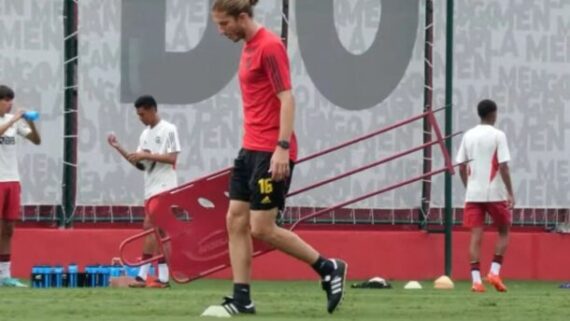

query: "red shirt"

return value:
[238, 27, 298, 161]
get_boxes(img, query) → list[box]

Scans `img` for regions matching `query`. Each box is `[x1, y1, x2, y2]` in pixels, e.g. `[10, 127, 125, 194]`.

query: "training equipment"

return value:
[352, 276, 392, 289]
[23, 111, 39, 121]
[201, 305, 232, 318]
[434, 275, 454, 289]
[404, 281, 422, 289]
[201, 296, 256, 317]
[119, 107, 458, 283]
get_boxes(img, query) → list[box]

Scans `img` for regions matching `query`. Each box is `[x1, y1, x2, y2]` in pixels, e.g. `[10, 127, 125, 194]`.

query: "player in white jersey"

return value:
[0, 85, 41, 287]
[107, 95, 181, 288]
[456, 99, 514, 293]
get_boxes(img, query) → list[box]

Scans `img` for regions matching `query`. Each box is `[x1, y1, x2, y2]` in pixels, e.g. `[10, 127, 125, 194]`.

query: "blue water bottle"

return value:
[99, 265, 111, 287]
[23, 111, 40, 121]
[31, 265, 43, 288]
[53, 266, 64, 288]
[110, 265, 123, 278]
[126, 266, 139, 278]
[85, 265, 97, 287]
[68, 264, 78, 288]
[43, 266, 53, 288]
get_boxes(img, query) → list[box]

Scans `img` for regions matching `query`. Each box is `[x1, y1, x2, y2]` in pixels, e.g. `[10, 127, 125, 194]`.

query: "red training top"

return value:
[238, 27, 298, 161]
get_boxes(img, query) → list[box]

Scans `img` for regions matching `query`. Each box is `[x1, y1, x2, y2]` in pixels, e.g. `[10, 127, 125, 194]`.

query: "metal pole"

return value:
[444, 0, 455, 276]
[281, 0, 290, 47]
[421, 0, 434, 228]
[62, 0, 78, 227]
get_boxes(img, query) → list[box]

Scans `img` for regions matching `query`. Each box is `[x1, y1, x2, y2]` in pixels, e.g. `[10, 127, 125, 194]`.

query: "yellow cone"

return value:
[434, 275, 454, 289]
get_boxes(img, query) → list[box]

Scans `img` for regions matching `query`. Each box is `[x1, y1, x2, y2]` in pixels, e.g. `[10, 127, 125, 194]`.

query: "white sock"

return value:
[138, 263, 151, 280]
[158, 263, 169, 283]
[471, 270, 482, 284]
[490, 262, 501, 275]
[0, 262, 11, 279]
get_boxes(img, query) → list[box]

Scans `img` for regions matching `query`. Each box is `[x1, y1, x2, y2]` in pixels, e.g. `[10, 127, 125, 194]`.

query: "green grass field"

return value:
[1, 280, 569, 321]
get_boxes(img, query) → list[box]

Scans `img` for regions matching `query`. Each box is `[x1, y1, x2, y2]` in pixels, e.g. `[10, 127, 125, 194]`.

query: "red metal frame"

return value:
[119, 107, 458, 283]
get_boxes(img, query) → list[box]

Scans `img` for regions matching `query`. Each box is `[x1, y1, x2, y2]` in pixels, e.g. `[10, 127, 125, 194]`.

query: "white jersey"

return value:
[0, 114, 32, 182]
[137, 119, 181, 200]
[456, 124, 511, 202]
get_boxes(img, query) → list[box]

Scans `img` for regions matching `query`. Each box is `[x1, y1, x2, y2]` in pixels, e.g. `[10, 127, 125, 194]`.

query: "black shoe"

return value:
[221, 296, 256, 315]
[321, 259, 348, 314]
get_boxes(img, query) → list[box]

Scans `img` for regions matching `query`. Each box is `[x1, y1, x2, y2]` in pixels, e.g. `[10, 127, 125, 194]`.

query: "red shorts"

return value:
[0, 182, 21, 221]
[463, 201, 511, 228]
[144, 197, 161, 220]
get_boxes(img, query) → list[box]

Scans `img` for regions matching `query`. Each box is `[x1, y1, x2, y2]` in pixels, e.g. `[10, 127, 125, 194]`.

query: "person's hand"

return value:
[507, 193, 515, 210]
[12, 109, 25, 121]
[127, 151, 149, 163]
[107, 133, 120, 149]
[269, 147, 290, 182]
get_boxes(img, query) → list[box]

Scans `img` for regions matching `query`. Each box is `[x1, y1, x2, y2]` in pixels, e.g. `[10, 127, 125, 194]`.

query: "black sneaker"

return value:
[221, 296, 256, 315]
[321, 259, 348, 313]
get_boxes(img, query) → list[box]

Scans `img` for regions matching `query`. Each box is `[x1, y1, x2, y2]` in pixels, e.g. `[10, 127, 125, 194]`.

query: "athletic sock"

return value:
[311, 255, 335, 279]
[0, 254, 10, 279]
[470, 261, 481, 284]
[233, 283, 251, 305]
[158, 258, 169, 283]
[137, 254, 153, 280]
[490, 254, 503, 275]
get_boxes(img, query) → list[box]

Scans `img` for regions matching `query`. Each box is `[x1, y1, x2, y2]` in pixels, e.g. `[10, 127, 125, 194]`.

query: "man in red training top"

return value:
[209, 0, 347, 316]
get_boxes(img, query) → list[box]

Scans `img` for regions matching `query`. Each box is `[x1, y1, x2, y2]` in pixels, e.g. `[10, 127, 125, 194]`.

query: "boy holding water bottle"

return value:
[0, 85, 41, 287]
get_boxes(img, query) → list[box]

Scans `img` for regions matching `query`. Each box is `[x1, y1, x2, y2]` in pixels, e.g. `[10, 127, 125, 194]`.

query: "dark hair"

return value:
[477, 99, 497, 119]
[134, 95, 157, 110]
[212, 0, 258, 18]
[0, 85, 15, 100]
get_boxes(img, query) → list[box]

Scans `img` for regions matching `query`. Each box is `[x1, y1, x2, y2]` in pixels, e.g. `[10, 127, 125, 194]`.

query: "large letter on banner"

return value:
[120, 0, 240, 104]
[296, 0, 419, 110]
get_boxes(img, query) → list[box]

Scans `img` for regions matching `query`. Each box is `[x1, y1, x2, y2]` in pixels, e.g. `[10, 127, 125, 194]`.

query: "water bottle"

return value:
[85, 265, 95, 287]
[22, 111, 40, 121]
[126, 266, 139, 278]
[99, 265, 111, 287]
[53, 266, 64, 288]
[31, 265, 43, 288]
[43, 266, 53, 288]
[110, 265, 124, 278]
[68, 264, 78, 288]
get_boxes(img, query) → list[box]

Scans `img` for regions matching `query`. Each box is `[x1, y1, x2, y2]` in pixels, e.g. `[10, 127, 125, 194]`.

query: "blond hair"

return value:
[212, 0, 259, 18]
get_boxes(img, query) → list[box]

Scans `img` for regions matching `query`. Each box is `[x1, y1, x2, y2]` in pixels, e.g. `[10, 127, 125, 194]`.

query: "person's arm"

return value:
[456, 136, 468, 188]
[128, 152, 177, 166]
[24, 120, 41, 145]
[497, 131, 514, 209]
[499, 162, 515, 209]
[270, 90, 294, 181]
[263, 41, 294, 182]
[0, 110, 23, 136]
[459, 164, 468, 188]
[107, 133, 144, 170]
[127, 125, 180, 166]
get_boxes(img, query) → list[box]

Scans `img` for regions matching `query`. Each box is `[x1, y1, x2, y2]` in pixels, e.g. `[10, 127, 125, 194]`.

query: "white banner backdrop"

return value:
[77, 0, 570, 208]
[430, 0, 570, 208]
[0, 0, 64, 205]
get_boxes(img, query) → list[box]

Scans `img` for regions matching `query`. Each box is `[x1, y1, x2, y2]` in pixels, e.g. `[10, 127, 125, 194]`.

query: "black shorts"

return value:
[229, 149, 294, 211]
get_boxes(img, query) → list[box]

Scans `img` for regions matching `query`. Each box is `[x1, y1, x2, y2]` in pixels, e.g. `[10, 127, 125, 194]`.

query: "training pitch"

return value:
[1, 279, 569, 320]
